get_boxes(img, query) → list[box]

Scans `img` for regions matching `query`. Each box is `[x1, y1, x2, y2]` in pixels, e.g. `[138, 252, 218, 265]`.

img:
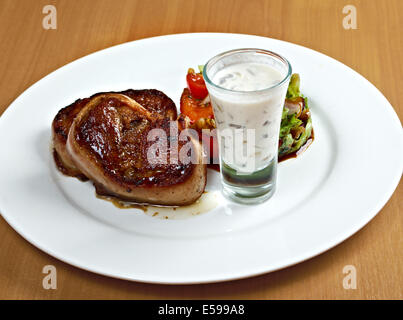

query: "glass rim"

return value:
[203, 48, 292, 94]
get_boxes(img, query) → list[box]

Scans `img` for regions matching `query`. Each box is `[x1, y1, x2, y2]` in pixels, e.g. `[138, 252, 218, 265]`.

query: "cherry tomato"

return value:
[186, 68, 208, 100]
[180, 88, 213, 122]
[181, 68, 218, 163]
[179, 87, 218, 161]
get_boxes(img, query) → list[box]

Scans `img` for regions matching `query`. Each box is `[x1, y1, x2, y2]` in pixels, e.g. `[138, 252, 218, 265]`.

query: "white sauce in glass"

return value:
[208, 62, 288, 172]
[213, 62, 283, 92]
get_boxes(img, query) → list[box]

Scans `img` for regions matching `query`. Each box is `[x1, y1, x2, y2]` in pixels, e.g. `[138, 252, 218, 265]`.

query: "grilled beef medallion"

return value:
[52, 91, 206, 206]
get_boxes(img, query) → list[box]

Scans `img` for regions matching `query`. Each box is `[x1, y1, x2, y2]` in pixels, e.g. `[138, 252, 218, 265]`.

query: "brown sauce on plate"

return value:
[95, 193, 148, 212]
[278, 129, 315, 163]
[95, 189, 219, 219]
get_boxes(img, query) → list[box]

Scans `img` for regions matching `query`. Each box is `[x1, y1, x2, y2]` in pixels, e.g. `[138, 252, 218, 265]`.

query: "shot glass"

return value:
[203, 48, 292, 204]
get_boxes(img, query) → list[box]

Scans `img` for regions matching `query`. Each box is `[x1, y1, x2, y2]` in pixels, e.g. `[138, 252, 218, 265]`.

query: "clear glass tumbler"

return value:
[203, 48, 292, 204]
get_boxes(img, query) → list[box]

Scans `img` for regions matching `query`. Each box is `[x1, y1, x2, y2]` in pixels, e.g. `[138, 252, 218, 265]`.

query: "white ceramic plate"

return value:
[0, 33, 402, 284]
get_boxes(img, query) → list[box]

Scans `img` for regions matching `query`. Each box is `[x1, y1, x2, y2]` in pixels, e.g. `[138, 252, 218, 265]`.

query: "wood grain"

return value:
[0, 0, 401, 299]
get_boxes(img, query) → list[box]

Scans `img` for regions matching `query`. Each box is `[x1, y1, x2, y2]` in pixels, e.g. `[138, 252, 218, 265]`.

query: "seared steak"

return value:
[56, 92, 205, 206]
[52, 89, 177, 179]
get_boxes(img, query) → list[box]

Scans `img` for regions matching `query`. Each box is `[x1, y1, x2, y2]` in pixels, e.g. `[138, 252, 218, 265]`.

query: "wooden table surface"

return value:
[0, 0, 401, 300]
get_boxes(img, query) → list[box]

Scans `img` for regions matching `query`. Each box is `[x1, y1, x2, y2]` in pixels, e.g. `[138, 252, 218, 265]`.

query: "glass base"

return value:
[220, 159, 277, 205]
[222, 183, 276, 204]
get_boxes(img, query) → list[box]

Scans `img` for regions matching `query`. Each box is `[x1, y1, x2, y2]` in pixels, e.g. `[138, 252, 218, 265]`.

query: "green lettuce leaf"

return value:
[278, 73, 313, 158]
[280, 113, 302, 138]
[286, 74, 301, 99]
